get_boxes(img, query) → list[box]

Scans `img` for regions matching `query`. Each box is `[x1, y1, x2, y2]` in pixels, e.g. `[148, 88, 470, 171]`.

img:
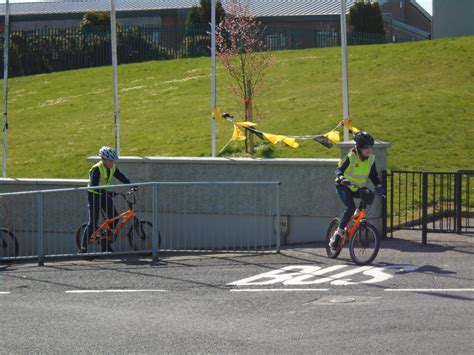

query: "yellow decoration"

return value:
[263, 133, 299, 148]
[235, 121, 258, 128]
[282, 137, 299, 148]
[342, 118, 360, 133]
[231, 125, 246, 141]
[212, 107, 222, 120]
[263, 133, 280, 144]
[219, 109, 368, 151]
[324, 130, 341, 144]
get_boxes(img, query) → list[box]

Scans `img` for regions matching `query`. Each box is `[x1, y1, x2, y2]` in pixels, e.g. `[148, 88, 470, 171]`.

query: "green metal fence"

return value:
[0, 24, 411, 78]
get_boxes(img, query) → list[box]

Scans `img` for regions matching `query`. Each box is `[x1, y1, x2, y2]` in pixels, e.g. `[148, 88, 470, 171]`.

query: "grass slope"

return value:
[1, 35, 473, 178]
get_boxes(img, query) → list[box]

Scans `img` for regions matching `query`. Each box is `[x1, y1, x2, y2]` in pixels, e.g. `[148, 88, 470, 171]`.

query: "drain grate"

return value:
[306, 296, 382, 305]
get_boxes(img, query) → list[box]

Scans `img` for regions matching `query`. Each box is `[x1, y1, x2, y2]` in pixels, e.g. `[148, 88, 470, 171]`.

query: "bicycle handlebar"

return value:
[112, 189, 138, 208]
[340, 184, 386, 198]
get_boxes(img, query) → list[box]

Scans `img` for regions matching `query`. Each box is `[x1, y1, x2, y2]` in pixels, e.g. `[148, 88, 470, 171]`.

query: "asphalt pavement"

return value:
[1, 231, 473, 354]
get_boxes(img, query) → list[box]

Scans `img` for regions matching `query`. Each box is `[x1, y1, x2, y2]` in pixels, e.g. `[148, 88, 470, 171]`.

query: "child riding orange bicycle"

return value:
[326, 185, 383, 265]
[329, 132, 385, 252]
[79, 146, 132, 253]
[76, 188, 157, 255]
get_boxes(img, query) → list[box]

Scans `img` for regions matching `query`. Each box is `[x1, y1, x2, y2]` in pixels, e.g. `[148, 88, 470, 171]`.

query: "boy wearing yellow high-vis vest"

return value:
[79, 146, 131, 253]
[329, 132, 385, 251]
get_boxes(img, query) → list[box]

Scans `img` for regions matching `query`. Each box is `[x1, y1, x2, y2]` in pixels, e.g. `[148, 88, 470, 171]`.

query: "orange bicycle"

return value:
[325, 187, 383, 265]
[75, 190, 161, 254]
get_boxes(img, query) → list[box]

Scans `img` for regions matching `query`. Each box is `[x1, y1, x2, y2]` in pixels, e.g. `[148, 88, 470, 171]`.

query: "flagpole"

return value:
[211, 0, 217, 157]
[110, 0, 120, 155]
[2, 0, 10, 177]
[340, 0, 350, 141]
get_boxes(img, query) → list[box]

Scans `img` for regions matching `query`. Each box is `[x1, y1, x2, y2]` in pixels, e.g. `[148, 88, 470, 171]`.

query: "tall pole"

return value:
[211, 0, 217, 157]
[340, 0, 350, 141]
[110, 0, 120, 155]
[2, 0, 10, 177]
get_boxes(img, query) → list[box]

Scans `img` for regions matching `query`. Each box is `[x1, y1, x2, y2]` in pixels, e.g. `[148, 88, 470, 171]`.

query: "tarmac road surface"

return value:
[1, 231, 473, 354]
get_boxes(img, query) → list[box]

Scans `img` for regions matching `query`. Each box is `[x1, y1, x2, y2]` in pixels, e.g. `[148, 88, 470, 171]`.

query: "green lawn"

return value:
[1, 35, 473, 178]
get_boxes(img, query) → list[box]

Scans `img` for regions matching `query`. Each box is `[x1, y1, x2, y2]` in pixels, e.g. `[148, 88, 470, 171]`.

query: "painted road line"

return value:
[0, 292, 11, 294]
[230, 288, 330, 292]
[65, 289, 167, 294]
[384, 289, 474, 292]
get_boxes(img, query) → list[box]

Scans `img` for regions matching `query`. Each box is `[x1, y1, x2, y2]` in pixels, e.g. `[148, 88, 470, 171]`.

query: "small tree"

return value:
[186, 0, 226, 28]
[80, 12, 111, 31]
[348, 0, 385, 35]
[216, 0, 274, 153]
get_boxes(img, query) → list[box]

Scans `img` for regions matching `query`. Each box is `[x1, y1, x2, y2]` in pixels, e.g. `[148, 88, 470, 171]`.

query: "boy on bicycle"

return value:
[329, 132, 385, 251]
[79, 146, 132, 253]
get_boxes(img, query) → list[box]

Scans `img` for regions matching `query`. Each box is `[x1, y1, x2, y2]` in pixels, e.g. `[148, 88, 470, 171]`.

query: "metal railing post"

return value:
[276, 182, 281, 254]
[152, 183, 159, 260]
[421, 172, 428, 245]
[390, 171, 394, 238]
[382, 170, 387, 239]
[37, 192, 44, 266]
[454, 171, 462, 234]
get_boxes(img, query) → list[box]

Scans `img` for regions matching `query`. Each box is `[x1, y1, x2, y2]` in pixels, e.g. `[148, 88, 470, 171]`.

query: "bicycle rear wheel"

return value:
[0, 228, 18, 258]
[127, 220, 161, 253]
[325, 218, 342, 258]
[349, 222, 380, 266]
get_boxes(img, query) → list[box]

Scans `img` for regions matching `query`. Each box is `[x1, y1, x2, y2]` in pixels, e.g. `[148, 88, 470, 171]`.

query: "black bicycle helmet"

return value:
[354, 132, 374, 150]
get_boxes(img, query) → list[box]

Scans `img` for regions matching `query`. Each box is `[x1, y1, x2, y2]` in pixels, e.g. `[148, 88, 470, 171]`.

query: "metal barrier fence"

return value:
[0, 181, 280, 264]
[0, 24, 411, 78]
[387, 170, 474, 244]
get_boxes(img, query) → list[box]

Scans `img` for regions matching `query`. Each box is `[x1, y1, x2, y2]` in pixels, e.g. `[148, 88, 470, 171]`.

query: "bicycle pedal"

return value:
[88, 236, 101, 245]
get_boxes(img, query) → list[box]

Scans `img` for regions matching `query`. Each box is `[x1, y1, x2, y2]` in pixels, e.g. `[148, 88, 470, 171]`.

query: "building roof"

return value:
[410, 0, 432, 21]
[0, 0, 355, 17]
[392, 18, 430, 38]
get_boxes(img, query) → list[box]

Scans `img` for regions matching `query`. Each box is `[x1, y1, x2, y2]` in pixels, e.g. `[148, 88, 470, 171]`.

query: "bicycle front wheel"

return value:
[75, 223, 88, 250]
[128, 220, 161, 252]
[349, 223, 380, 266]
[325, 218, 342, 258]
[0, 228, 18, 258]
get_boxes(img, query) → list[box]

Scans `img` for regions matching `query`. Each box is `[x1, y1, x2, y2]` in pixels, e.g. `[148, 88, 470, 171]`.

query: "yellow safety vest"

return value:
[339, 151, 375, 192]
[88, 161, 116, 194]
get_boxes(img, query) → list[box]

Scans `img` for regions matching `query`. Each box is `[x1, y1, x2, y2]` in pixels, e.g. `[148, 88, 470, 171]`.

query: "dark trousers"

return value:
[81, 192, 118, 249]
[335, 184, 361, 229]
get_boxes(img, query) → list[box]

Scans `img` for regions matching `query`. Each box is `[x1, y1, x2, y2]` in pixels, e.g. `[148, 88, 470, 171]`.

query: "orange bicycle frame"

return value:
[345, 209, 367, 240]
[94, 209, 136, 239]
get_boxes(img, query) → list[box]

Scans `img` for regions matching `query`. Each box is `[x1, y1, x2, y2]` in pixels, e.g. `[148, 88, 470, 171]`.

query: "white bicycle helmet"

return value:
[98, 146, 118, 161]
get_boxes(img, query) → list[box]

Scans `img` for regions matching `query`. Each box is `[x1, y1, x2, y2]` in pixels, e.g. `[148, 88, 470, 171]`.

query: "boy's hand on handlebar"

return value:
[336, 176, 350, 187]
[339, 178, 351, 188]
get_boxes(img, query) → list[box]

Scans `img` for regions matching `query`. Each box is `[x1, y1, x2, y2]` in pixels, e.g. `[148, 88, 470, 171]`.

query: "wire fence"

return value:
[0, 181, 281, 264]
[0, 24, 413, 78]
[386, 170, 474, 243]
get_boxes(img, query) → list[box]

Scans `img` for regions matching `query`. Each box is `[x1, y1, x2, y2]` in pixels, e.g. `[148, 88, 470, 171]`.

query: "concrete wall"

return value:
[0, 143, 389, 247]
[85, 157, 341, 244]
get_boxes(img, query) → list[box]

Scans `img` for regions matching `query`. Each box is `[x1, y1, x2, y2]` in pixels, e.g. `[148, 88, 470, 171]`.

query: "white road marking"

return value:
[65, 289, 167, 294]
[228, 264, 420, 287]
[230, 288, 330, 292]
[0, 292, 11, 294]
[384, 288, 474, 292]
